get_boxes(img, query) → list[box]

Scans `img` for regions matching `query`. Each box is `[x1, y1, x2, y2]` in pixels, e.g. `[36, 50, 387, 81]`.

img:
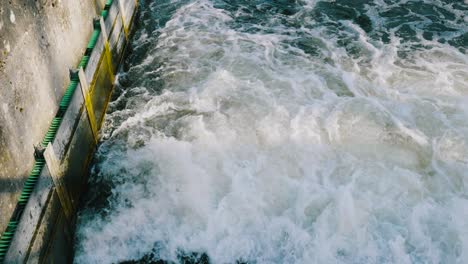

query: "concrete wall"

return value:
[0, 0, 99, 235]
[0, 0, 138, 262]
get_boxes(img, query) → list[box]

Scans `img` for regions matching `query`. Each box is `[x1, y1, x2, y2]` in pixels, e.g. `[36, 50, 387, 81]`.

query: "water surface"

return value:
[75, 1, 468, 263]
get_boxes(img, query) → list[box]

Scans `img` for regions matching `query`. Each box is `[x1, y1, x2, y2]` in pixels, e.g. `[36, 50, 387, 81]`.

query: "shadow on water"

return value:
[120, 251, 252, 264]
[120, 251, 209, 264]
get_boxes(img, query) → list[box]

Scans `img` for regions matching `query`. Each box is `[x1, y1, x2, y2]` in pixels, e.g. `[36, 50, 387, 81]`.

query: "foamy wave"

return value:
[75, 0, 468, 263]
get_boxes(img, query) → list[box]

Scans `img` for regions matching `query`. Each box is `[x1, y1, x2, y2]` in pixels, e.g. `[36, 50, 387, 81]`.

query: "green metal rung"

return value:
[101, 10, 109, 19]
[41, 118, 62, 146]
[34, 161, 45, 167]
[104, 0, 113, 9]
[20, 190, 30, 195]
[24, 181, 35, 185]
[19, 195, 30, 200]
[79, 56, 90, 69]
[87, 30, 100, 50]
[58, 81, 78, 113]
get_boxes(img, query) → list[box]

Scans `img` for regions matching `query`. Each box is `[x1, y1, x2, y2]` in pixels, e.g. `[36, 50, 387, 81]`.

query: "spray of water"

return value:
[74, 0, 468, 263]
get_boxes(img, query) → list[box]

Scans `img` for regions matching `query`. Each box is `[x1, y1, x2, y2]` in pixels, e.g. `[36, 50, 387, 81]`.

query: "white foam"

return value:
[75, 0, 468, 263]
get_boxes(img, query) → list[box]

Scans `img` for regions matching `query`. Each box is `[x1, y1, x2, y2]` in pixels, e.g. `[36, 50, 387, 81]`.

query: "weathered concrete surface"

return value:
[0, 0, 98, 234]
[0, 0, 138, 261]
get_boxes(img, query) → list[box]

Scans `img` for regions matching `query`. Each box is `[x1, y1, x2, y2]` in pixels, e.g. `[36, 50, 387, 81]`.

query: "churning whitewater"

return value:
[74, 0, 468, 263]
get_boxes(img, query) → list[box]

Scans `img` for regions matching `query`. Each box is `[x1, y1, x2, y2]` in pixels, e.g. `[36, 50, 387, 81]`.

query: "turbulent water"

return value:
[74, 0, 468, 263]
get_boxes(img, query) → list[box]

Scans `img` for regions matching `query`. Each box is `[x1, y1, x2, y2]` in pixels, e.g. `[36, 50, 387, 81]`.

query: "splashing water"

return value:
[74, 0, 468, 263]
